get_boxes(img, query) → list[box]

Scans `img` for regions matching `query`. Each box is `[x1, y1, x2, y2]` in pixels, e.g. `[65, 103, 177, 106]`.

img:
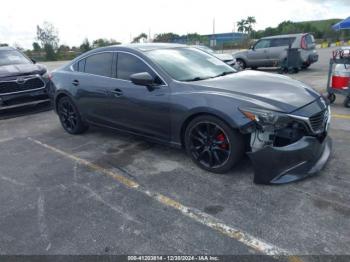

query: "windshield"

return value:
[0, 50, 31, 66]
[146, 47, 235, 81]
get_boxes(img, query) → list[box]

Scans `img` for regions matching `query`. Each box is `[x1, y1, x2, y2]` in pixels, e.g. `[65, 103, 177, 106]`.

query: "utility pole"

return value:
[213, 17, 215, 35]
[211, 17, 216, 48]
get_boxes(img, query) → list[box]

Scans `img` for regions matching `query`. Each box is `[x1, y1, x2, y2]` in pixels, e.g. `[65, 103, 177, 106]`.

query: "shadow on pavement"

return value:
[0, 102, 52, 120]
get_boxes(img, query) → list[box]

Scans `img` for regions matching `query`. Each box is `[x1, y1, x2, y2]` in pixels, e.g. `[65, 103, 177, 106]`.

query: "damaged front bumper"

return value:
[248, 135, 332, 185]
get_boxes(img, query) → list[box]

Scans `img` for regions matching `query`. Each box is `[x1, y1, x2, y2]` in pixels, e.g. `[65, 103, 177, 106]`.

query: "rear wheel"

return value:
[344, 96, 350, 108]
[236, 59, 246, 70]
[57, 96, 89, 134]
[184, 115, 244, 174]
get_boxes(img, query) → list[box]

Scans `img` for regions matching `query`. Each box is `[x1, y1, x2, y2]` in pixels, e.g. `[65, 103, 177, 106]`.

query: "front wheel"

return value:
[327, 93, 336, 104]
[236, 59, 246, 70]
[57, 96, 89, 134]
[344, 96, 350, 108]
[184, 115, 244, 174]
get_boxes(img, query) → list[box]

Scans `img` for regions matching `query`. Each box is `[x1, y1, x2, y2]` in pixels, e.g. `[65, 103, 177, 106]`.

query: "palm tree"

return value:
[247, 16, 256, 26]
[237, 19, 248, 33]
[246, 16, 257, 37]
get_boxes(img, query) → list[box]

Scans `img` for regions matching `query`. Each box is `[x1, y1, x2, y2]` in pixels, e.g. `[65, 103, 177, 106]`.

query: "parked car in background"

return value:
[0, 47, 51, 111]
[191, 45, 237, 68]
[233, 33, 318, 69]
[51, 44, 331, 185]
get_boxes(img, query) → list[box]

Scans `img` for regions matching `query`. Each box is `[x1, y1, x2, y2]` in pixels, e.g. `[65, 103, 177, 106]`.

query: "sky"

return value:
[0, 0, 349, 49]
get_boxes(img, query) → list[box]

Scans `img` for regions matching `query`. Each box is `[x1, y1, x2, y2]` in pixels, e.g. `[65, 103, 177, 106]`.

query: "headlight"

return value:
[239, 107, 291, 129]
[41, 71, 51, 80]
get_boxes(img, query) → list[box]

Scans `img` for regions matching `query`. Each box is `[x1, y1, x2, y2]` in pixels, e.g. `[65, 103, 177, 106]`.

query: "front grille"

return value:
[309, 109, 328, 133]
[0, 76, 45, 95]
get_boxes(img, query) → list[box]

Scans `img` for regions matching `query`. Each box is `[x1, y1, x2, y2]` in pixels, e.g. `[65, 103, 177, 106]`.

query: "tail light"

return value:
[301, 35, 307, 49]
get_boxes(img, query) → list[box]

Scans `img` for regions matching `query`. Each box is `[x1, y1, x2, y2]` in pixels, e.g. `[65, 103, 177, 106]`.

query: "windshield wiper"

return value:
[213, 71, 235, 78]
[183, 76, 211, 82]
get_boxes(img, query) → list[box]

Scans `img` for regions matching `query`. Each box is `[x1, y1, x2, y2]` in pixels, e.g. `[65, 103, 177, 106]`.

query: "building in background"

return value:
[172, 32, 246, 49]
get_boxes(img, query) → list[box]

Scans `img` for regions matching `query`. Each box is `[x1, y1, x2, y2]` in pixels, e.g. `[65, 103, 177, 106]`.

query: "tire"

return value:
[344, 96, 350, 108]
[184, 115, 244, 174]
[301, 64, 310, 69]
[251, 66, 258, 70]
[57, 96, 89, 134]
[327, 93, 336, 104]
[236, 59, 246, 70]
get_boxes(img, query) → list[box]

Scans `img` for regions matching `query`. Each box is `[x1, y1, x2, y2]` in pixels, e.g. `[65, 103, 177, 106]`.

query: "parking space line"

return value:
[27, 137, 302, 259]
[332, 113, 350, 120]
[0, 138, 15, 144]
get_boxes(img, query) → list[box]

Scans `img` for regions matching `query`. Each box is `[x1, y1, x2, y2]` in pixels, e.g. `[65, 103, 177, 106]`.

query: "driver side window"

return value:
[117, 52, 163, 85]
[254, 40, 270, 49]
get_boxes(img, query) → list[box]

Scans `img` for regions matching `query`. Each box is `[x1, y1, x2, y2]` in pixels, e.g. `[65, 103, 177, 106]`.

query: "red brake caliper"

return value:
[216, 133, 228, 149]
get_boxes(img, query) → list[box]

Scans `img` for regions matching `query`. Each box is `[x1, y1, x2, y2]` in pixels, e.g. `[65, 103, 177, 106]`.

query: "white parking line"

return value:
[0, 138, 14, 144]
[28, 137, 301, 259]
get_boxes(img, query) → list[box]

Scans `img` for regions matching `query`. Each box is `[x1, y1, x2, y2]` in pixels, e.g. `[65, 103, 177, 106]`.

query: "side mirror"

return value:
[250, 45, 255, 50]
[130, 72, 156, 87]
[31, 58, 36, 64]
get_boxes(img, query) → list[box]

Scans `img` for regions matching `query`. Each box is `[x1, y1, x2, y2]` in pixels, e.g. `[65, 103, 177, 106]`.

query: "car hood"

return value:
[214, 53, 234, 61]
[0, 63, 46, 78]
[192, 70, 320, 113]
[232, 50, 248, 57]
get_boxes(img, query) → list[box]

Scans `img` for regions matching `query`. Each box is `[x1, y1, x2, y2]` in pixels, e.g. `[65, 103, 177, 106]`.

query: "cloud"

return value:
[304, 0, 350, 4]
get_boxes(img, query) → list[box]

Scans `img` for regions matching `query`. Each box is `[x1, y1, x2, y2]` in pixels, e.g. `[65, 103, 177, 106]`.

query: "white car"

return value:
[191, 45, 237, 68]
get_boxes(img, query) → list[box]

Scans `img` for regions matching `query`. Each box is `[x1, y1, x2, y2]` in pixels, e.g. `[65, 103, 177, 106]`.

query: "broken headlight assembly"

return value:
[239, 107, 291, 130]
[239, 107, 306, 151]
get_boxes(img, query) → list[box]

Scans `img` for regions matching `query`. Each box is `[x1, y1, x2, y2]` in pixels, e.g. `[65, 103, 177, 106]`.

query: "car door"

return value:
[73, 52, 119, 125]
[104, 52, 171, 141]
[246, 39, 270, 67]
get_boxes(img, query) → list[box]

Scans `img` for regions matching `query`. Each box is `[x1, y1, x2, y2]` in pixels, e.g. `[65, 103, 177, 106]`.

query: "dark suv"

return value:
[0, 47, 51, 111]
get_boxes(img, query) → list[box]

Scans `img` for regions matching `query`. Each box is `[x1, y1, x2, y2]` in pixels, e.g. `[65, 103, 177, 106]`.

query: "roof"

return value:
[262, 33, 307, 39]
[0, 46, 15, 51]
[84, 43, 186, 54]
[124, 43, 186, 51]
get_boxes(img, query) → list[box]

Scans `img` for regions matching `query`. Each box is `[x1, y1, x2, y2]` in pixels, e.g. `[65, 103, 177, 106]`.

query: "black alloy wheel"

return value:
[185, 115, 244, 173]
[57, 96, 88, 134]
[327, 93, 336, 104]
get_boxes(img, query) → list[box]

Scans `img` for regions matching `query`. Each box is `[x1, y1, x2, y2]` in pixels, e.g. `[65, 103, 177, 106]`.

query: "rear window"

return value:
[84, 53, 113, 77]
[270, 38, 295, 47]
[305, 34, 315, 45]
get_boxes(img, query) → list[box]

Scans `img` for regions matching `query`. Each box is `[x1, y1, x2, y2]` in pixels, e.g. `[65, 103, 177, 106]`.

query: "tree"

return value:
[246, 16, 256, 36]
[36, 22, 59, 49]
[32, 42, 41, 51]
[36, 22, 59, 60]
[13, 43, 24, 51]
[153, 33, 179, 43]
[132, 33, 148, 43]
[237, 19, 248, 33]
[92, 38, 120, 48]
[80, 38, 91, 53]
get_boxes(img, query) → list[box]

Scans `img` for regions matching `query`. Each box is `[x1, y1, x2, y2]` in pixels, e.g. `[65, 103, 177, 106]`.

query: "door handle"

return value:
[72, 80, 79, 86]
[111, 88, 123, 97]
